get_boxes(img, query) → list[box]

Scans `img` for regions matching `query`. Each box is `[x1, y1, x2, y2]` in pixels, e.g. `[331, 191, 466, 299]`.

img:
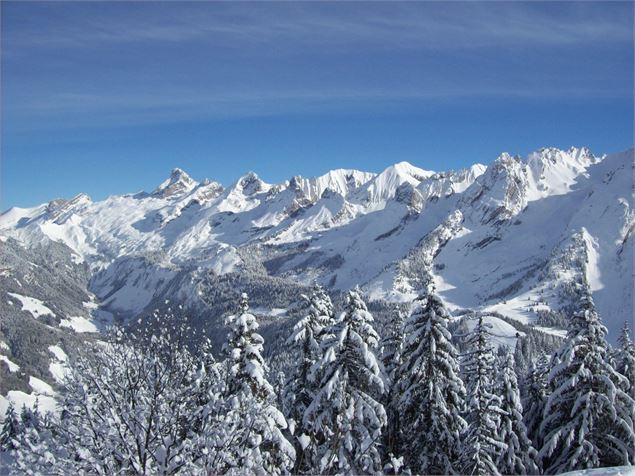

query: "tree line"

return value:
[1, 284, 634, 475]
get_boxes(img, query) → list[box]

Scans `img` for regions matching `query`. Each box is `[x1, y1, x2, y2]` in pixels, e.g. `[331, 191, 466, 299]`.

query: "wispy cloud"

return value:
[4, 2, 632, 53]
[6, 84, 628, 132]
[2, 1, 632, 132]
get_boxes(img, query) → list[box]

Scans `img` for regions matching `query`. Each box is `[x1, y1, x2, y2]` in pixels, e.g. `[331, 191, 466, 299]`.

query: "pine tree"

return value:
[20, 403, 41, 433]
[522, 353, 550, 452]
[514, 333, 530, 376]
[460, 315, 507, 476]
[304, 288, 386, 474]
[223, 292, 295, 475]
[395, 290, 466, 475]
[11, 401, 56, 474]
[539, 293, 635, 473]
[382, 305, 406, 383]
[283, 284, 334, 473]
[495, 347, 540, 475]
[614, 321, 635, 400]
[0, 403, 21, 451]
[190, 341, 246, 474]
[381, 305, 406, 457]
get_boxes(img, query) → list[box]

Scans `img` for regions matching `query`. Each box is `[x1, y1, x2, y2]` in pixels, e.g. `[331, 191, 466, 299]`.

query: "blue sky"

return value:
[1, 1, 633, 209]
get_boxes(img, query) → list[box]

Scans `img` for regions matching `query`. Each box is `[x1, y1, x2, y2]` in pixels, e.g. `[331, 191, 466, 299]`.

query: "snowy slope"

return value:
[0, 147, 632, 341]
[559, 466, 635, 476]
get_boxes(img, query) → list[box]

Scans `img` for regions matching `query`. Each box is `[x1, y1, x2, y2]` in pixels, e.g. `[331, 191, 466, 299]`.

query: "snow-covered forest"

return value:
[2, 283, 633, 475]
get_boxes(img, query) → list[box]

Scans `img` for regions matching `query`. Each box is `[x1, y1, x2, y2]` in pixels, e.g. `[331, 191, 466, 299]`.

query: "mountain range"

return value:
[0, 145, 633, 414]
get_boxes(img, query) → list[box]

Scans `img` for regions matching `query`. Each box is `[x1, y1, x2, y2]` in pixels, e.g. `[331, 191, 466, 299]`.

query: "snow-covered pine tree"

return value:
[382, 305, 406, 383]
[394, 289, 466, 475]
[11, 402, 57, 474]
[495, 347, 540, 475]
[222, 292, 295, 475]
[304, 288, 386, 475]
[460, 315, 507, 476]
[189, 341, 242, 474]
[19, 403, 41, 434]
[283, 283, 334, 473]
[514, 333, 530, 377]
[614, 322, 635, 400]
[522, 353, 550, 451]
[381, 305, 406, 457]
[0, 403, 20, 451]
[539, 293, 635, 473]
[315, 284, 336, 329]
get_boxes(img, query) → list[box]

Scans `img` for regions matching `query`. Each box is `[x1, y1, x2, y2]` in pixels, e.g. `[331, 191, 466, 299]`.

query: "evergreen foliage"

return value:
[614, 322, 635, 400]
[539, 294, 635, 473]
[4, 286, 635, 475]
[282, 284, 334, 473]
[304, 288, 386, 474]
[394, 289, 466, 474]
[222, 293, 295, 475]
[495, 347, 540, 475]
[459, 316, 507, 476]
[0, 404, 20, 451]
[522, 353, 550, 451]
[381, 305, 406, 457]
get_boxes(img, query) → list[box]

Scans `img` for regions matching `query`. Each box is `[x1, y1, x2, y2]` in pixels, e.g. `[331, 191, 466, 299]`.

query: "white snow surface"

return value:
[59, 315, 99, 333]
[8, 292, 56, 319]
[559, 466, 635, 476]
[48, 345, 68, 362]
[48, 345, 70, 384]
[0, 391, 58, 421]
[29, 376, 55, 396]
[459, 314, 524, 350]
[0, 355, 20, 372]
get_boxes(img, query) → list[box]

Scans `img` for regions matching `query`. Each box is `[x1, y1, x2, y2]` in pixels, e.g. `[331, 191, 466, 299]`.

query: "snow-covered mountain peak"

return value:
[154, 168, 198, 198]
[233, 171, 269, 195]
[46, 193, 91, 211]
[527, 146, 598, 169]
[214, 172, 271, 213]
[494, 151, 520, 165]
[524, 147, 602, 200]
[194, 179, 224, 198]
[387, 161, 435, 181]
[418, 164, 487, 201]
[290, 169, 375, 203]
[462, 152, 528, 225]
[45, 193, 92, 224]
[468, 163, 488, 176]
[360, 161, 434, 204]
[288, 175, 304, 190]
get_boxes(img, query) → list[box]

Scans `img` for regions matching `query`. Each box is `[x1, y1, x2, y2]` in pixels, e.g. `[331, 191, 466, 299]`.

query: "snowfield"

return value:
[7, 292, 56, 319]
[59, 315, 98, 333]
